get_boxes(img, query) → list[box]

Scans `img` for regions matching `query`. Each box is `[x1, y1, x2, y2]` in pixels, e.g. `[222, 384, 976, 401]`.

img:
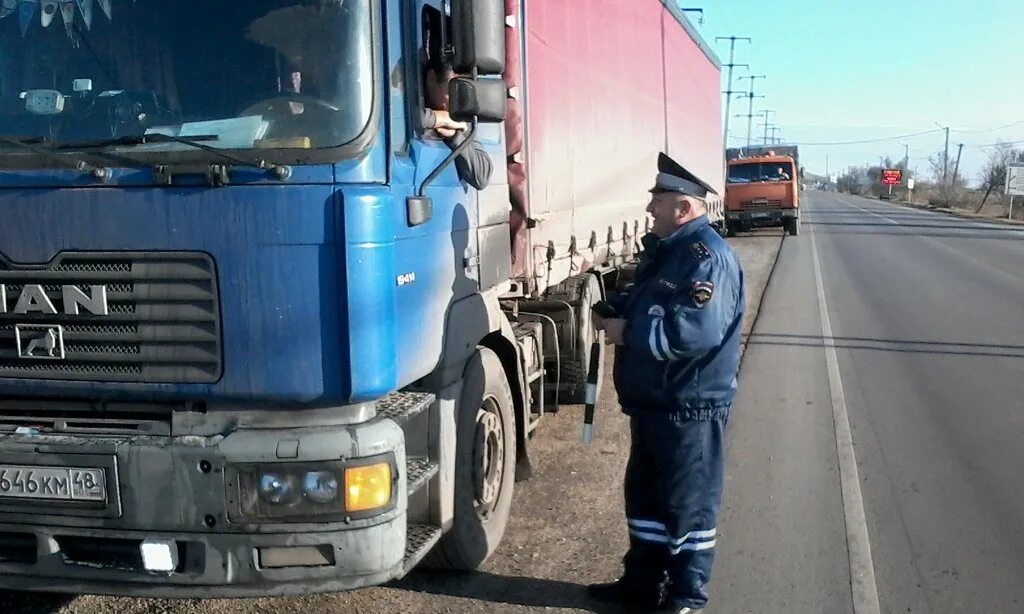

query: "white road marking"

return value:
[809, 219, 882, 614]
[832, 193, 1024, 286]
[831, 194, 901, 225]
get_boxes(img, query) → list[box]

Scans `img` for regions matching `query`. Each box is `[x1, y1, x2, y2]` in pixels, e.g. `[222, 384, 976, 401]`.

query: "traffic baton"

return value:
[582, 342, 601, 444]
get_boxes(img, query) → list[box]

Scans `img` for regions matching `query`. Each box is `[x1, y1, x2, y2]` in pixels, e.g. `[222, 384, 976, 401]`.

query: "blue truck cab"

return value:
[0, 0, 549, 597]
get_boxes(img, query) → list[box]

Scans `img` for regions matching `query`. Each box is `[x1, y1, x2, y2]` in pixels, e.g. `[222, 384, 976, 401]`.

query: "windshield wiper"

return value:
[0, 136, 111, 181]
[57, 133, 292, 180]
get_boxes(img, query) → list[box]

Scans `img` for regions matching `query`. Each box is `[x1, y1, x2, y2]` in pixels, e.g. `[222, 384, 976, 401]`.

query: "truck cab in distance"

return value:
[724, 150, 801, 236]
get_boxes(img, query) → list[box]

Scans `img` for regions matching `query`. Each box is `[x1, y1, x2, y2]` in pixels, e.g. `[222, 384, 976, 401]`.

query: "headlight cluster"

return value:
[235, 457, 394, 521]
[257, 470, 339, 505]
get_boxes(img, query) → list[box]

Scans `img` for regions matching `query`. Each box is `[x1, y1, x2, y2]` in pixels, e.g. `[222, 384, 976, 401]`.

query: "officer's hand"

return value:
[603, 318, 627, 346]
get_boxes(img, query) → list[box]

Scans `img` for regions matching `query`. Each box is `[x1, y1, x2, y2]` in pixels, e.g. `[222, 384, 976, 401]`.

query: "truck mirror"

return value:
[450, 0, 505, 76]
[449, 77, 506, 123]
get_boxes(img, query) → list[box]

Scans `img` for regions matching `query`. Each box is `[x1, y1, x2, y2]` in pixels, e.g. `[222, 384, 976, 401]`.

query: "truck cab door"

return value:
[389, 0, 510, 295]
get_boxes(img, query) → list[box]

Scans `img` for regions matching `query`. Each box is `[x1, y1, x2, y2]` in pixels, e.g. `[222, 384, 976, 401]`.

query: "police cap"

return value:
[650, 152, 719, 199]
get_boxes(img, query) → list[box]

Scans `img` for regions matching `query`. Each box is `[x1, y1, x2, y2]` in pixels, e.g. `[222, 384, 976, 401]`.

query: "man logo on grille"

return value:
[15, 325, 66, 360]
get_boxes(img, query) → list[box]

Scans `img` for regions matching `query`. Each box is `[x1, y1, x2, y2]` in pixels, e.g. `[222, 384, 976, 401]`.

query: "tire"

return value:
[427, 347, 517, 570]
[547, 274, 604, 405]
[786, 218, 800, 236]
[726, 221, 737, 237]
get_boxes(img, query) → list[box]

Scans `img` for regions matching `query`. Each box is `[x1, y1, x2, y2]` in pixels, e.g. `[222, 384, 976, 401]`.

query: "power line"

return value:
[951, 118, 1024, 134]
[975, 138, 1024, 148]
[795, 129, 944, 146]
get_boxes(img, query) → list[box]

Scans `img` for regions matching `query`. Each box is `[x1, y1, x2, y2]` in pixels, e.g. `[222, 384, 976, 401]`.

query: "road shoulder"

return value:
[876, 197, 1024, 226]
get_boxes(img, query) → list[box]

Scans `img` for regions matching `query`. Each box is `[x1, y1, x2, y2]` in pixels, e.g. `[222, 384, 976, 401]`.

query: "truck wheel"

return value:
[786, 218, 800, 236]
[428, 347, 516, 570]
[726, 221, 737, 237]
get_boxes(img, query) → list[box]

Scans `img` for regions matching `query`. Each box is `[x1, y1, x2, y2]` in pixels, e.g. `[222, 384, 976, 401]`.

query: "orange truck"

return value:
[724, 146, 801, 236]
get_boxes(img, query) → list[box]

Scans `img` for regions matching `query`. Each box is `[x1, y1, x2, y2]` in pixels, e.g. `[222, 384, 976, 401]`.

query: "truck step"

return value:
[403, 524, 442, 574]
[406, 456, 439, 497]
[377, 392, 435, 426]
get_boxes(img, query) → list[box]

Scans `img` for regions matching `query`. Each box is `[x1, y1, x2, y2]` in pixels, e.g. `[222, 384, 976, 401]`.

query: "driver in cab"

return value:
[421, 60, 493, 191]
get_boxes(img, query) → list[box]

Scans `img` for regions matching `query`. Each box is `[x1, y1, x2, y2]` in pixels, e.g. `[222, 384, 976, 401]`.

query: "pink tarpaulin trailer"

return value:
[503, 0, 724, 290]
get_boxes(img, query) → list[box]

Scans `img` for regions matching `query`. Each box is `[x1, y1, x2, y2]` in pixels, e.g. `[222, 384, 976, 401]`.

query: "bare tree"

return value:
[838, 166, 866, 195]
[977, 141, 1023, 212]
[928, 153, 946, 185]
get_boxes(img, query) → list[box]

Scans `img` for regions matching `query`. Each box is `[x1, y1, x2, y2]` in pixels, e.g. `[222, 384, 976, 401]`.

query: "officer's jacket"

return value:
[607, 215, 745, 421]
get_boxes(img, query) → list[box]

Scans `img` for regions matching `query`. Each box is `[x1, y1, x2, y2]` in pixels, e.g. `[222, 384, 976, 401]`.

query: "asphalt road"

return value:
[0, 231, 783, 614]
[712, 191, 1024, 614]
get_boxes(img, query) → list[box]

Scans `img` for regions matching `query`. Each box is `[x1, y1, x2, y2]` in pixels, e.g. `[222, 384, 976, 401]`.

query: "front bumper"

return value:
[0, 409, 410, 598]
[0, 519, 405, 598]
[726, 208, 799, 224]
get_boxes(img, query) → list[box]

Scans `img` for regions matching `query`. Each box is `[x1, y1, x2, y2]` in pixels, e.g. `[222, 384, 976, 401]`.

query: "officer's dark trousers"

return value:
[621, 414, 726, 609]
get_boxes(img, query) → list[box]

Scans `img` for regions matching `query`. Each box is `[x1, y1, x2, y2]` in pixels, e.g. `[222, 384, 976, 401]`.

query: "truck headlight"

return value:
[303, 470, 340, 504]
[258, 473, 297, 505]
[344, 462, 392, 513]
[232, 455, 395, 521]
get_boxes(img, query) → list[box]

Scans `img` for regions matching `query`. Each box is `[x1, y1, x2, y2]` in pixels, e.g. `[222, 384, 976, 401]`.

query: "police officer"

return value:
[589, 153, 745, 613]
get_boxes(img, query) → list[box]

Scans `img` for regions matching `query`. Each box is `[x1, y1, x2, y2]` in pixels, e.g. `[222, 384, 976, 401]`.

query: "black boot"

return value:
[587, 579, 665, 610]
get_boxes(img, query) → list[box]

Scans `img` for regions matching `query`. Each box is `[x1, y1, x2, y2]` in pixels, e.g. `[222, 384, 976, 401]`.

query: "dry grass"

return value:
[908, 187, 1021, 220]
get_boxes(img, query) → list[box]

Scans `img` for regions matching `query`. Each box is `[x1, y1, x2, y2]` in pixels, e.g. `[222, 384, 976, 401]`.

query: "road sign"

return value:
[907, 178, 915, 190]
[881, 169, 902, 186]
[1006, 163, 1024, 196]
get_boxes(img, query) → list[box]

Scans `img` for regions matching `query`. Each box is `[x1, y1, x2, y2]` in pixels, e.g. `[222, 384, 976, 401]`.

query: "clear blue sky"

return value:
[691, 0, 1024, 184]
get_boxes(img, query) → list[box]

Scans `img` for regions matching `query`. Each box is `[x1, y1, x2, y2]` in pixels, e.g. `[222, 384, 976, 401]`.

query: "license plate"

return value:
[750, 212, 770, 218]
[0, 465, 106, 502]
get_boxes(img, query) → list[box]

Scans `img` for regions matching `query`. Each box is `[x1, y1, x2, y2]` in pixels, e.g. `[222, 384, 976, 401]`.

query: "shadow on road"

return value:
[392, 570, 627, 613]
[746, 333, 1024, 359]
[726, 229, 785, 241]
[0, 591, 75, 614]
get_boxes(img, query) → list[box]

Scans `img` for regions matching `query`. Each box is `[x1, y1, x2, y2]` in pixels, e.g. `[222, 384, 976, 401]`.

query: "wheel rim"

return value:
[472, 395, 505, 522]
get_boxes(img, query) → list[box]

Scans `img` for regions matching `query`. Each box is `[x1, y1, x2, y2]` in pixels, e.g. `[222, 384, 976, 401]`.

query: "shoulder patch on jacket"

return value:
[690, 241, 711, 261]
[691, 280, 714, 307]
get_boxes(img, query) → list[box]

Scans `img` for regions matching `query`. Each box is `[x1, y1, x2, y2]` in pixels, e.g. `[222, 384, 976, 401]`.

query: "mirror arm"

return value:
[417, 117, 479, 197]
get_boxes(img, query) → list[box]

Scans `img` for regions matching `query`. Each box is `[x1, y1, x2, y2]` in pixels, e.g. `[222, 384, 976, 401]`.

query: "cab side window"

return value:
[417, 4, 448, 137]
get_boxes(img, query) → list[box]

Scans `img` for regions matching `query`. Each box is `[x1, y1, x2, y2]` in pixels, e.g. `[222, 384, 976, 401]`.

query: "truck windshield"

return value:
[728, 162, 795, 183]
[0, 0, 372, 159]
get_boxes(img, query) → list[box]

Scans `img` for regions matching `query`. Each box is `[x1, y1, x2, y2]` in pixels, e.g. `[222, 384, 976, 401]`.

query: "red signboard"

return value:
[881, 169, 903, 185]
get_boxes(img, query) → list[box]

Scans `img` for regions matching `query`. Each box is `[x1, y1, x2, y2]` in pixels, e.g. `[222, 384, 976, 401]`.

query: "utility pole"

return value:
[716, 36, 751, 146]
[768, 126, 781, 144]
[899, 142, 910, 170]
[759, 109, 776, 144]
[735, 108, 765, 147]
[758, 122, 775, 144]
[736, 74, 766, 146]
[935, 122, 950, 188]
[948, 143, 965, 206]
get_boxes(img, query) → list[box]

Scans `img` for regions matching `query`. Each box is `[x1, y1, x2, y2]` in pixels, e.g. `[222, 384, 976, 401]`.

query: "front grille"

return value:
[0, 253, 221, 383]
[54, 261, 131, 273]
[741, 199, 784, 209]
[0, 397, 175, 436]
